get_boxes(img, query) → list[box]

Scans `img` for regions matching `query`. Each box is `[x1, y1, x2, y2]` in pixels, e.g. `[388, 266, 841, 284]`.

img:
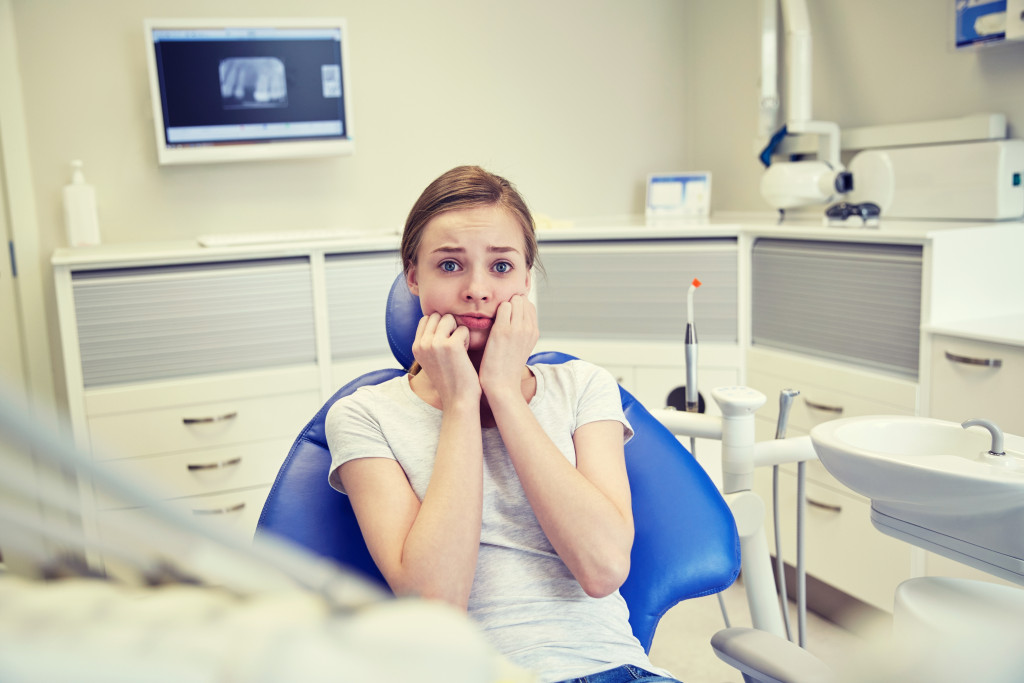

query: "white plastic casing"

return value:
[759, 161, 845, 209]
[849, 140, 1024, 220]
[713, 386, 767, 493]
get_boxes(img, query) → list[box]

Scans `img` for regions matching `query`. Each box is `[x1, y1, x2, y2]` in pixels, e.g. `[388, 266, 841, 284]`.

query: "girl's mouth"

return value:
[456, 315, 492, 330]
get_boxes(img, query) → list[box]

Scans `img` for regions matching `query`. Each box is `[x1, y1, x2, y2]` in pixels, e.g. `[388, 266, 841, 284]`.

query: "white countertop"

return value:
[50, 214, 1024, 349]
[535, 212, 1018, 243]
[926, 315, 1024, 347]
[53, 213, 1021, 269]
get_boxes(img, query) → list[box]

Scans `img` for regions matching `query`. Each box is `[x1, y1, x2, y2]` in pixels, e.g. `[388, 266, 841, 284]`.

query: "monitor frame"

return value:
[143, 17, 354, 165]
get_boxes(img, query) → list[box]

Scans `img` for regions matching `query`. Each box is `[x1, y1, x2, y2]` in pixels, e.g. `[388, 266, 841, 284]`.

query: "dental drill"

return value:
[685, 278, 702, 415]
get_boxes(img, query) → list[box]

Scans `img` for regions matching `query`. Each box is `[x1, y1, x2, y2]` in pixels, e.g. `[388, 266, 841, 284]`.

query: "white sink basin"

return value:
[810, 415, 1024, 584]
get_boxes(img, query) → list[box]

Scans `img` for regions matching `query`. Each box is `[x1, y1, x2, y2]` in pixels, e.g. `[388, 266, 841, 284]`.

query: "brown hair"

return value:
[400, 165, 541, 275]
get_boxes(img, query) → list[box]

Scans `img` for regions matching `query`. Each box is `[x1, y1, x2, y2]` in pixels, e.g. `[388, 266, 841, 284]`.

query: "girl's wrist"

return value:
[481, 383, 525, 410]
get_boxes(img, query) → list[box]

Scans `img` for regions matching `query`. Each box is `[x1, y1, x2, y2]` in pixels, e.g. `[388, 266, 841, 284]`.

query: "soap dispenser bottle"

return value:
[63, 159, 101, 247]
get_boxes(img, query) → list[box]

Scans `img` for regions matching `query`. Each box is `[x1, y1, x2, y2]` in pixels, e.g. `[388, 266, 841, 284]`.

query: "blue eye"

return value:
[440, 260, 459, 272]
[493, 261, 512, 274]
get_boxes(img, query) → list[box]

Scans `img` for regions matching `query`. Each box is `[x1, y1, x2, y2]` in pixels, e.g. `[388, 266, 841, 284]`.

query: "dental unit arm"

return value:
[650, 393, 831, 683]
[758, 0, 851, 212]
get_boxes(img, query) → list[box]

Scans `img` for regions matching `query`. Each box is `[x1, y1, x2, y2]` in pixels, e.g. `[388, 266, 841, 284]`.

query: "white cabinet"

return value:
[923, 330, 1024, 587]
[928, 334, 1024, 434]
[52, 242, 401, 573]
[746, 235, 929, 611]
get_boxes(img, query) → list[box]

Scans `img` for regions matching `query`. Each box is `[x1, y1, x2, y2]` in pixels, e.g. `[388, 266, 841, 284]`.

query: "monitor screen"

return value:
[144, 18, 353, 164]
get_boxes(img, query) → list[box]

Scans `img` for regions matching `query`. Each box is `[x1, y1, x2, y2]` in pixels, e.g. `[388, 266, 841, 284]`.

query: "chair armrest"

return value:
[710, 627, 838, 683]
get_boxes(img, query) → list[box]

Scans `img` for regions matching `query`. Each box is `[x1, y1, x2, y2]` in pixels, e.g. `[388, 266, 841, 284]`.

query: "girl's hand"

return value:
[412, 313, 481, 406]
[479, 294, 538, 401]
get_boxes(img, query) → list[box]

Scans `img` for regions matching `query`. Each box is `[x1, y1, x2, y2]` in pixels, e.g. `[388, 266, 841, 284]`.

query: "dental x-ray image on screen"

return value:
[219, 57, 289, 109]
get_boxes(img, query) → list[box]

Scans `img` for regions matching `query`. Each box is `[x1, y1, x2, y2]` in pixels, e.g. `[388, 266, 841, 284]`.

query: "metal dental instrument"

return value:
[684, 278, 702, 415]
[772, 389, 800, 643]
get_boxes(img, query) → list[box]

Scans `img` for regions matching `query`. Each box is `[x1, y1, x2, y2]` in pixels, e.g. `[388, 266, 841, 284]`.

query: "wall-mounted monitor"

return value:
[144, 18, 353, 165]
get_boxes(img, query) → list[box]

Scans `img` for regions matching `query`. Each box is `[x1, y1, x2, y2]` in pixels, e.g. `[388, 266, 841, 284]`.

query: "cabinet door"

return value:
[929, 334, 1024, 434]
[753, 465, 914, 614]
[536, 239, 739, 343]
[324, 252, 403, 362]
[72, 258, 317, 387]
[752, 239, 923, 377]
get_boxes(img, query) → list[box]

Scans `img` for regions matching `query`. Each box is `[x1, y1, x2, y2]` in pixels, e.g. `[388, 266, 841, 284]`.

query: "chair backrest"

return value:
[255, 275, 740, 652]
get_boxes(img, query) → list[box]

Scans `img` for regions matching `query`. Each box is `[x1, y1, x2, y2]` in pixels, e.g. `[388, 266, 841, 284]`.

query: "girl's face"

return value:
[407, 205, 532, 351]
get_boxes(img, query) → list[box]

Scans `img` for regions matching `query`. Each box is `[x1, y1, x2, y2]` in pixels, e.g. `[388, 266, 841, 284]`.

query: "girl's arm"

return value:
[480, 297, 634, 598]
[339, 313, 485, 609]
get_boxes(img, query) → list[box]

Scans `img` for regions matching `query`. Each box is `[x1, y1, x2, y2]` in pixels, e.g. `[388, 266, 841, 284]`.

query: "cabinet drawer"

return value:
[94, 438, 291, 507]
[754, 467, 913, 613]
[748, 348, 917, 433]
[929, 334, 1024, 434]
[96, 485, 270, 579]
[87, 390, 320, 460]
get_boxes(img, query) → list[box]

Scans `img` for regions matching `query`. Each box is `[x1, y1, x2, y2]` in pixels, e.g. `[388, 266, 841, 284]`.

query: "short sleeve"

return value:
[573, 362, 634, 445]
[324, 387, 398, 494]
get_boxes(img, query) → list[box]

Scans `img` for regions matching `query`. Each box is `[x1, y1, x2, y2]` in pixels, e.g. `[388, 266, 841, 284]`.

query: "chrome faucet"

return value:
[962, 418, 1005, 456]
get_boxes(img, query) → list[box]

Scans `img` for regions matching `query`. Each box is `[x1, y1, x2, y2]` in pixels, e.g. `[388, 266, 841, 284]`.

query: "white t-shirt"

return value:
[325, 359, 672, 682]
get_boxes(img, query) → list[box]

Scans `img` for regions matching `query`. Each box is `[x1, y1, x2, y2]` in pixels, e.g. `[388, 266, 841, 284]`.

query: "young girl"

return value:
[326, 166, 683, 683]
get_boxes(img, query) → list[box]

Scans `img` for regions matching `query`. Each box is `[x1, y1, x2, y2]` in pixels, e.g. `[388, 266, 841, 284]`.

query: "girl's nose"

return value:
[463, 269, 490, 301]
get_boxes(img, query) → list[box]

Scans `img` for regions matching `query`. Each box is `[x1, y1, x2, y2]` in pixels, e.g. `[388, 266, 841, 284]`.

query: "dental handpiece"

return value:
[684, 323, 698, 412]
[775, 388, 800, 439]
[685, 278, 702, 413]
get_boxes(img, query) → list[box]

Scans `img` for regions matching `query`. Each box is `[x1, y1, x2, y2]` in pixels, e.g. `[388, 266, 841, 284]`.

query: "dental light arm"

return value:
[759, 0, 850, 211]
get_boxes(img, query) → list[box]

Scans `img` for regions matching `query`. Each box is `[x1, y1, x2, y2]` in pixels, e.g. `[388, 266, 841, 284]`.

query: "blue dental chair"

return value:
[254, 275, 741, 653]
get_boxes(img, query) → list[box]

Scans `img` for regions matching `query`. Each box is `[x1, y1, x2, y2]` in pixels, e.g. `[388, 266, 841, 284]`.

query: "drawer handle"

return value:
[806, 497, 842, 513]
[192, 502, 245, 515]
[182, 411, 239, 425]
[804, 399, 844, 415]
[944, 350, 1003, 368]
[187, 457, 242, 472]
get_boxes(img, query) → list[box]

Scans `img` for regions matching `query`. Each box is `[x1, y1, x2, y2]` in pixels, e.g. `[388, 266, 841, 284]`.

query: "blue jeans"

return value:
[554, 663, 683, 683]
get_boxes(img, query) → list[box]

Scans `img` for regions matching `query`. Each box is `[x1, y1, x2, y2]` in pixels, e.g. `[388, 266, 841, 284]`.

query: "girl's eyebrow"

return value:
[430, 245, 522, 255]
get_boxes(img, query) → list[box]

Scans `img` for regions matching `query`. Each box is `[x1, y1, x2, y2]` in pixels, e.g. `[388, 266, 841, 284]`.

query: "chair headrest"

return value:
[385, 273, 421, 370]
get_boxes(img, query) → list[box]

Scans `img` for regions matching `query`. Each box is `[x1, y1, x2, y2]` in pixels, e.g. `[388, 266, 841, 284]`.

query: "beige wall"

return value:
[12, 0, 690, 246]
[6, 0, 690, 410]
[5, 0, 1024, 412]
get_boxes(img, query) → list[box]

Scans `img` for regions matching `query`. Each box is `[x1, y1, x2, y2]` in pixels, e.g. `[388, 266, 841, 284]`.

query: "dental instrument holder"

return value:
[715, 386, 766, 494]
[713, 386, 788, 638]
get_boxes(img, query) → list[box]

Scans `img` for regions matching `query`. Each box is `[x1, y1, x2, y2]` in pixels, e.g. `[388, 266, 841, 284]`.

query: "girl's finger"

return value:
[451, 325, 470, 350]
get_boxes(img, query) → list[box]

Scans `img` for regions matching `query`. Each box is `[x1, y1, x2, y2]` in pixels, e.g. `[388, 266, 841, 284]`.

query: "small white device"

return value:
[646, 172, 711, 219]
[760, 160, 852, 210]
[849, 139, 1024, 220]
[144, 17, 354, 165]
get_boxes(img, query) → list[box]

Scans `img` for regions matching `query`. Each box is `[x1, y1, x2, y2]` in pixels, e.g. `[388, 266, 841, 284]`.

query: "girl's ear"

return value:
[406, 267, 419, 296]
